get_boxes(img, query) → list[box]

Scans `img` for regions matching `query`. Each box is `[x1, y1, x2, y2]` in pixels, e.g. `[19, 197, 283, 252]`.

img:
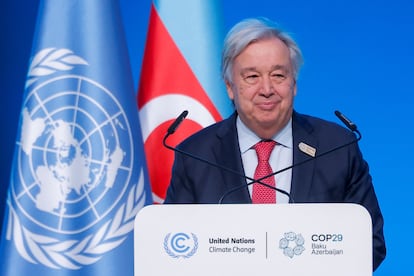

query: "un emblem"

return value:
[6, 48, 147, 269]
[164, 233, 198, 258]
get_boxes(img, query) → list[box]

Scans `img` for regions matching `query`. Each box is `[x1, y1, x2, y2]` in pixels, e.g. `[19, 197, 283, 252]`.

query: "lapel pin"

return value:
[298, 142, 316, 157]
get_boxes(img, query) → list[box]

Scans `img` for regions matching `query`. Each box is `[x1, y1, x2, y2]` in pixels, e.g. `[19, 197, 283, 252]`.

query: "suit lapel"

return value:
[290, 112, 317, 203]
[214, 113, 251, 203]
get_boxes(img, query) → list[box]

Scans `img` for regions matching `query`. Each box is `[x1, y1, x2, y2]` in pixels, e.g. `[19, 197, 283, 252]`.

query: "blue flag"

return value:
[0, 0, 152, 275]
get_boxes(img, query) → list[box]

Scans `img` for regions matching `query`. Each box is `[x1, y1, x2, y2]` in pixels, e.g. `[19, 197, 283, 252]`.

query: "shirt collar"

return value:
[237, 116, 293, 154]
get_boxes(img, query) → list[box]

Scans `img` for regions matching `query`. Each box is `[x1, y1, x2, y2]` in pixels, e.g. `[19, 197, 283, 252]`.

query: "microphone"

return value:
[335, 110, 358, 133]
[167, 110, 188, 135]
[163, 110, 361, 204]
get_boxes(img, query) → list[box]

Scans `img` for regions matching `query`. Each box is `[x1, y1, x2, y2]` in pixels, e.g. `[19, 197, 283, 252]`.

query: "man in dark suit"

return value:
[164, 17, 385, 270]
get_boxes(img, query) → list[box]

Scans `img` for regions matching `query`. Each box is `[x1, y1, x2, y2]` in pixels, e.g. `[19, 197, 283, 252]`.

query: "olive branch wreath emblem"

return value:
[163, 233, 199, 259]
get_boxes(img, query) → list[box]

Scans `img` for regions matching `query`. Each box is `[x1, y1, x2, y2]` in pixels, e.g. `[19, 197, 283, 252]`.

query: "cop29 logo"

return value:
[164, 232, 198, 258]
[279, 231, 305, 258]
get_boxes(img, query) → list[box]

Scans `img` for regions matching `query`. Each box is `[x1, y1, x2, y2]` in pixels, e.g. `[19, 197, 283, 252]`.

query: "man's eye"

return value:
[271, 73, 286, 82]
[272, 74, 285, 79]
[244, 74, 259, 84]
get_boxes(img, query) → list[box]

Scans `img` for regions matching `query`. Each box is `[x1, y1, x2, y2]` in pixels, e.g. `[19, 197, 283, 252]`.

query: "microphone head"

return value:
[167, 110, 189, 135]
[335, 110, 357, 132]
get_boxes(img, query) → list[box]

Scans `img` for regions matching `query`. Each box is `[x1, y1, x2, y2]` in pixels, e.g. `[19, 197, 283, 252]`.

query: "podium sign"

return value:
[134, 204, 372, 275]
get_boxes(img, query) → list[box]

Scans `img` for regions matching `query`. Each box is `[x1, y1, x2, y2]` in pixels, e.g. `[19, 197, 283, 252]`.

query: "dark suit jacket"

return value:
[165, 111, 386, 270]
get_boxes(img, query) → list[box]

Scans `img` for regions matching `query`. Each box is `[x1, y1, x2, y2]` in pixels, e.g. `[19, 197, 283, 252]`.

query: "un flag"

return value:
[0, 1, 153, 275]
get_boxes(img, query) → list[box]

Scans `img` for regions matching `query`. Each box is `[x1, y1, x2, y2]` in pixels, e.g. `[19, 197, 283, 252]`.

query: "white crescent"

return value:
[139, 94, 216, 141]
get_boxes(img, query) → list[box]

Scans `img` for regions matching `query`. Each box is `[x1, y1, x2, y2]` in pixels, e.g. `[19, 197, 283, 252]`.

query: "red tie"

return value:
[252, 140, 277, 204]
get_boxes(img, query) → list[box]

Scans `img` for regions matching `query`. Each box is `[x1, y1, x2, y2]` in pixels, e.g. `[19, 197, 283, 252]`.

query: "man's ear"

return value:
[293, 80, 297, 96]
[225, 80, 235, 100]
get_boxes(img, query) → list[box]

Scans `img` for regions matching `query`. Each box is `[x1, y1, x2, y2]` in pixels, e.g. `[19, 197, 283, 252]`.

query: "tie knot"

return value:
[254, 140, 277, 161]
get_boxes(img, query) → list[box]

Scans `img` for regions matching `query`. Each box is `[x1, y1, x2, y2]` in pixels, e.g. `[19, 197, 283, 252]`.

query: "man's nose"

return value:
[260, 76, 275, 96]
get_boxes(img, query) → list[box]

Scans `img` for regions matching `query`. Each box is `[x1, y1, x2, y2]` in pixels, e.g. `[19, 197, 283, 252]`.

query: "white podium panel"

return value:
[134, 204, 372, 276]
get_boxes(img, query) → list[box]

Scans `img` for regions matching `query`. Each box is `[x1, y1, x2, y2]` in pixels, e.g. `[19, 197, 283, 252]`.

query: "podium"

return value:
[134, 203, 372, 275]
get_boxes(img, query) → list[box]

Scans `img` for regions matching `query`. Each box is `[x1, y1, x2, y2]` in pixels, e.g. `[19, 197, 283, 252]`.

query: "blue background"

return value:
[1, 0, 413, 274]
